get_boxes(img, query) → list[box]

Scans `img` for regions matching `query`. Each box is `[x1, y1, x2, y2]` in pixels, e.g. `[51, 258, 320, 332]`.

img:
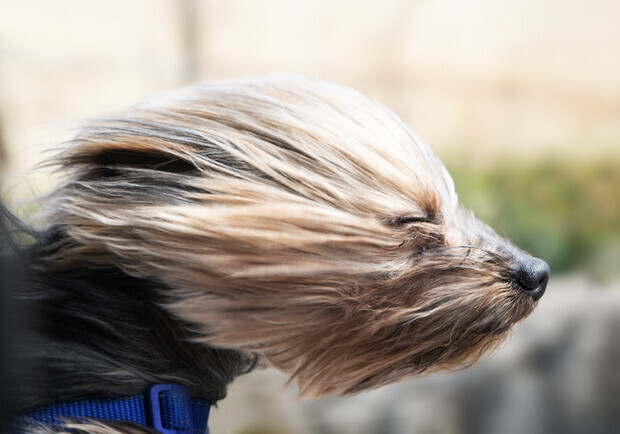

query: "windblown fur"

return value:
[7, 76, 548, 431]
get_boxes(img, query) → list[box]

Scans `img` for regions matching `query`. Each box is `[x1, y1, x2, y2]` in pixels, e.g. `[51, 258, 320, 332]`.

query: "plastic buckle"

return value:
[146, 384, 194, 434]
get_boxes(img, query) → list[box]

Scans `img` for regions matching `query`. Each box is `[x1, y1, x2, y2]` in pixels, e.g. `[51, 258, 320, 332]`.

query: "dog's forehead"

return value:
[133, 76, 459, 217]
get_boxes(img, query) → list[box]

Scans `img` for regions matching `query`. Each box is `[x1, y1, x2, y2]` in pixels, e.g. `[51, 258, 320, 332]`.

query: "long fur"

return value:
[7, 76, 544, 431]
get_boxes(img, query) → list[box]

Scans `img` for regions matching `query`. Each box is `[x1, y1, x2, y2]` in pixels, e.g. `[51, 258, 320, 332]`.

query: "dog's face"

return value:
[45, 76, 548, 396]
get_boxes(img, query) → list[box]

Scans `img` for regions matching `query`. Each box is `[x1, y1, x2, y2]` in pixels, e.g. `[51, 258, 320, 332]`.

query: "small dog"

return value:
[5, 76, 549, 433]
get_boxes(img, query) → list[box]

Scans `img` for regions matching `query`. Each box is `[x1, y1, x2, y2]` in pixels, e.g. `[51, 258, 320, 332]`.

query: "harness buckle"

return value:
[146, 383, 194, 434]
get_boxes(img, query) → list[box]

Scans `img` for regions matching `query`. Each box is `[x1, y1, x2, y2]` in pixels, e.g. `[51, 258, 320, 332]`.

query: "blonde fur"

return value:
[34, 76, 544, 398]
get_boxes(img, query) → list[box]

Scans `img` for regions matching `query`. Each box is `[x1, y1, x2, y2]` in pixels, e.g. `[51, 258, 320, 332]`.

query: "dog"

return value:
[4, 76, 549, 433]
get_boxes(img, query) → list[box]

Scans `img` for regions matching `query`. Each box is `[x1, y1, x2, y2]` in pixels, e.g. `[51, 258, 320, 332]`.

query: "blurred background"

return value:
[1, 0, 619, 433]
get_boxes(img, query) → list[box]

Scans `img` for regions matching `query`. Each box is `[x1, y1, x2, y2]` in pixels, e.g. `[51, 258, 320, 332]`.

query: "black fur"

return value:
[2, 210, 257, 416]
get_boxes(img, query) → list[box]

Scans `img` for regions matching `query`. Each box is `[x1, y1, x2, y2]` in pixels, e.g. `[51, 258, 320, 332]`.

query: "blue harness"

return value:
[16, 383, 210, 433]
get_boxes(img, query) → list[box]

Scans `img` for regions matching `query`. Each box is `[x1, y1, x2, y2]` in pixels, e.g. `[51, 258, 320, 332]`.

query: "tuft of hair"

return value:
[37, 76, 536, 396]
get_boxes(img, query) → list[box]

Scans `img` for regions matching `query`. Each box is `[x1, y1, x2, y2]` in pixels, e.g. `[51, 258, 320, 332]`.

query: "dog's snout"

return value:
[512, 255, 549, 301]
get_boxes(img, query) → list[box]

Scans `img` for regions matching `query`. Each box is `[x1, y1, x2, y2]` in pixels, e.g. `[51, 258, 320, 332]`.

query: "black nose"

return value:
[513, 255, 550, 301]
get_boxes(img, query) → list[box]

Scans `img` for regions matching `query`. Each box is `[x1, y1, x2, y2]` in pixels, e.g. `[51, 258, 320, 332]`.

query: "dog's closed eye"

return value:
[386, 214, 438, 227]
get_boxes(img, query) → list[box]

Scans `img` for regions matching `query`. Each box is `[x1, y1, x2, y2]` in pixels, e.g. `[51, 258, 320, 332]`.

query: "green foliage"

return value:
[446, 158, 620, 278]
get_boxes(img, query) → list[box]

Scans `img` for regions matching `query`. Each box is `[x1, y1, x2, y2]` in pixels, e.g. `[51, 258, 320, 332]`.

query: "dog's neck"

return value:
[12, 249, 256, 413]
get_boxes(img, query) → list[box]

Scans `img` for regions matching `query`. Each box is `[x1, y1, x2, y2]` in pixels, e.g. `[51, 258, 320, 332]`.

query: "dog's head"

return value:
[43, 76, 549, 396]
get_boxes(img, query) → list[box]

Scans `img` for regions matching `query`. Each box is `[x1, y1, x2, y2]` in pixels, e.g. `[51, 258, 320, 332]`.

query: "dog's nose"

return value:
[513, 255, 549, 301]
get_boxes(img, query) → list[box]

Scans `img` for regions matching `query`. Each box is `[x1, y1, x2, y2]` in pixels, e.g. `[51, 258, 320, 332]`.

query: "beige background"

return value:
[2, 0, 619, 201]
[2, 1, 619, 433]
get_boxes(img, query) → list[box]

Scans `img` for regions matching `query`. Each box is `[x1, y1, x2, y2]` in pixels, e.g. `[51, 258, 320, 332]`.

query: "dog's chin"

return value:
[229, 272, 537, 398]
[320, 300, 532, 396]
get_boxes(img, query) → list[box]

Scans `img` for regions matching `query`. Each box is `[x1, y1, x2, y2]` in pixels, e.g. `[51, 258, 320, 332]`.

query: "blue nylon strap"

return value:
[24, 395, 147, 426]
[18, 384, 210, 433]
